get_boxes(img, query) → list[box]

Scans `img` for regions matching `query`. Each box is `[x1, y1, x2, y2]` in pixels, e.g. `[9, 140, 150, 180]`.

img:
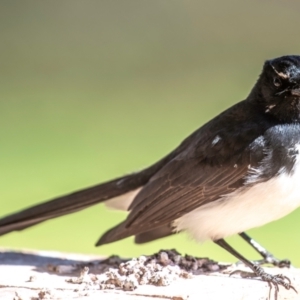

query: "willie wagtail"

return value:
[1, 55, 300, 293]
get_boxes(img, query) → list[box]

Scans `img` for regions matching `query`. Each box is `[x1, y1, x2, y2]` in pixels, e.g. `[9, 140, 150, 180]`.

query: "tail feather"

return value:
[0, 143, 180, 239]
[0, 159, 167, 236]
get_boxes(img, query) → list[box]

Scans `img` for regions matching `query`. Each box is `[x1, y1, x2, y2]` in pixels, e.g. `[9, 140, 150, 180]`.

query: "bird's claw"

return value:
[253, 265, 297, 299]
[256, 257, 291, 268]
[275, 259, 291, 268]
[229, 265, 297, 299]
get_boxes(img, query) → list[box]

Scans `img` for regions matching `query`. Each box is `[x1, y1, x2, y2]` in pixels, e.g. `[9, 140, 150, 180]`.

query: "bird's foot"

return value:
[230, 265, 297, 299]
[254, 265, 297, 299]
[235, 257, 291, 268]
[253, 257, 291, 268]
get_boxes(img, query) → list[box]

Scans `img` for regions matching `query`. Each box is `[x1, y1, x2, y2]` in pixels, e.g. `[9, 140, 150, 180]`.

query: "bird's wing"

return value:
[96, 150, 254, 245]
[130, 157, 249, 223]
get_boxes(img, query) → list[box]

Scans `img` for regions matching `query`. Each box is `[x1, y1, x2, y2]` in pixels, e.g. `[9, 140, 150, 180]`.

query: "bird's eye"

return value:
[273, 77, 282, 87]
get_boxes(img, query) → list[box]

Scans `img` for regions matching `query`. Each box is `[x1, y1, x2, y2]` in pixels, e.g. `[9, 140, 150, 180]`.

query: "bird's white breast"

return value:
[174, 148, 300, 242]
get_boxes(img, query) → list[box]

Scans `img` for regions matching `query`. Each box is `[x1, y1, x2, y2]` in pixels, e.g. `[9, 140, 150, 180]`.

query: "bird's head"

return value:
[252, 55, 300, 122]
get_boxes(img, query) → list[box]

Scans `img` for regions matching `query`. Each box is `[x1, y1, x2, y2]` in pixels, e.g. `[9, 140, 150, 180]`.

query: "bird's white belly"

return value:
[175, 161, 300, 242]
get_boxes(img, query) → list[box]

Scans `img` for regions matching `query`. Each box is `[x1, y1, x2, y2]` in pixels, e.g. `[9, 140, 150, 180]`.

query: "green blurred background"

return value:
[1, 0, 300, 265]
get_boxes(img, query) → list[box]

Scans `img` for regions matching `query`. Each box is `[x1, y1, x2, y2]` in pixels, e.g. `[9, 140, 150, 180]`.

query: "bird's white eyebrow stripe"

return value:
[270, 63, 289, 79]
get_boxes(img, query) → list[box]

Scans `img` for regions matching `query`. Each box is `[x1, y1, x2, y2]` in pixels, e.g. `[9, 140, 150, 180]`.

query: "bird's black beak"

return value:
[290, 89, 300, 97]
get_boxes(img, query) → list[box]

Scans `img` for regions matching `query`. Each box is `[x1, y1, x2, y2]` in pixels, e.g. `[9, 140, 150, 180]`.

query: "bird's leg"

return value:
[239, 232, 290, 268]
[214, 239, 296, 299]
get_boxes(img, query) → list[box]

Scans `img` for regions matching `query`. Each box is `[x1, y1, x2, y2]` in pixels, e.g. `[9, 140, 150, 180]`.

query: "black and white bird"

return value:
[1, 55, 300, 292]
